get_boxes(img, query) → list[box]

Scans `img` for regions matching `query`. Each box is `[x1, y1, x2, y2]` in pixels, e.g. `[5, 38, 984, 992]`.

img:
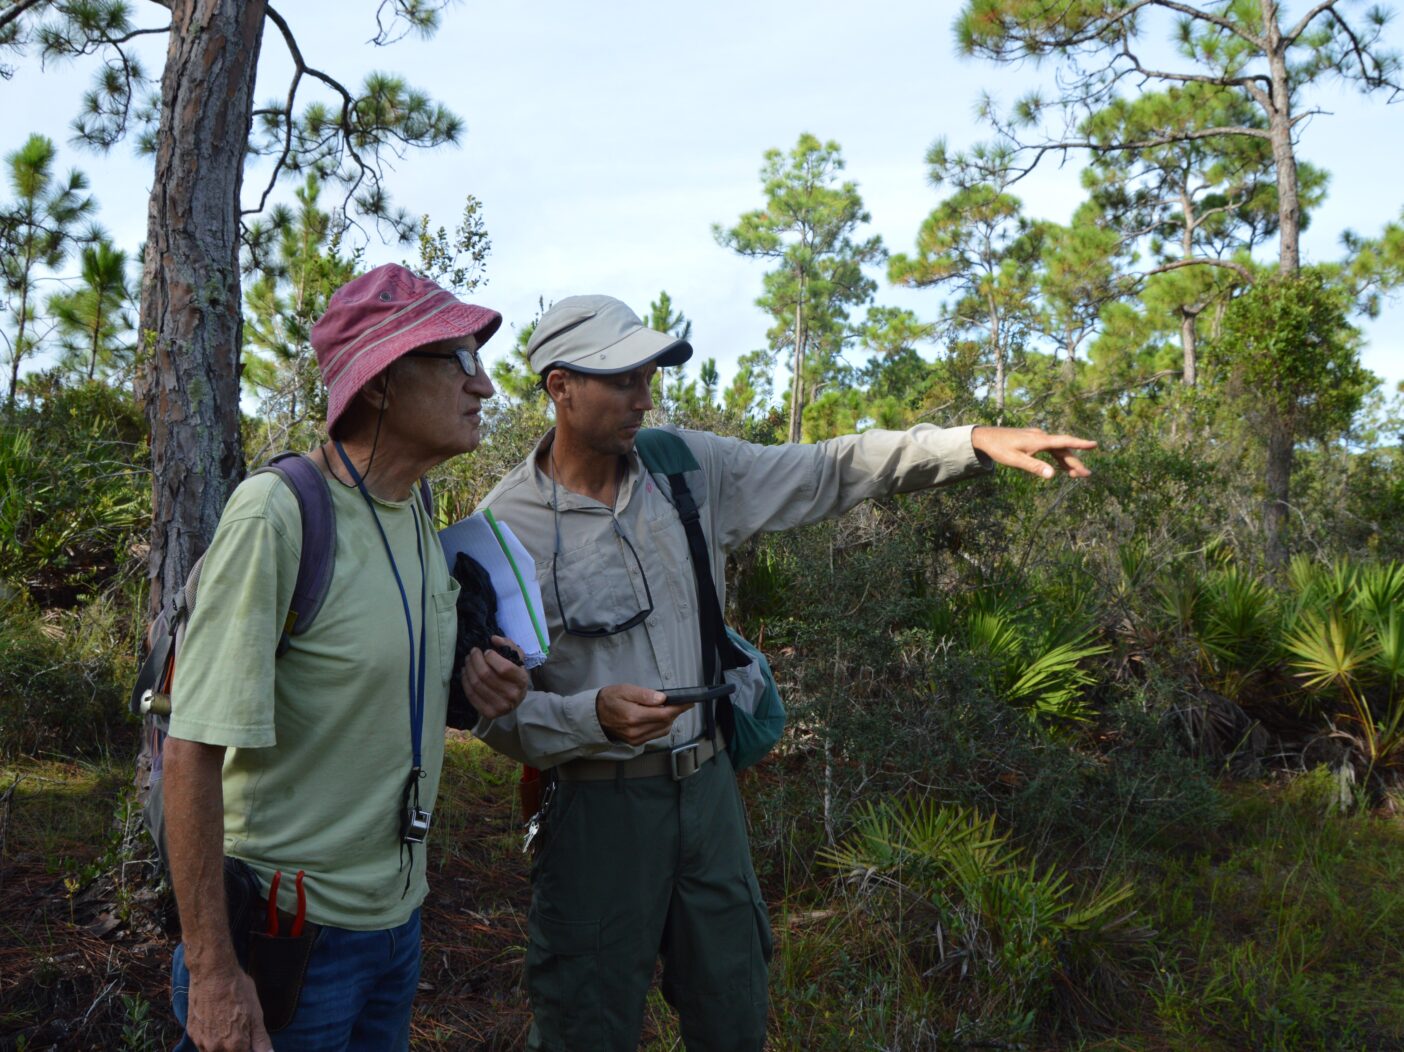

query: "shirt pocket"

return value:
[646, 509, 697, 621]
[432, 582, 460, 690]
[543, 537, 641, 637]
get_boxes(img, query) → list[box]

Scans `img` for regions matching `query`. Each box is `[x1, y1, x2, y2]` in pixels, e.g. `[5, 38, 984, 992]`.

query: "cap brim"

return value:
[544, 327, 692, 375]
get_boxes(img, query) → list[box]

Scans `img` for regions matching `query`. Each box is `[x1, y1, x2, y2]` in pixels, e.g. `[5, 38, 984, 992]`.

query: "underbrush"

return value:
[1147, 774, 1404, 1051]
[0, 596, 138, 761]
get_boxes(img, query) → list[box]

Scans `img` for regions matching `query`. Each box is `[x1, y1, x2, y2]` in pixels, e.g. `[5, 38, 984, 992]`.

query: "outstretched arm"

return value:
[971, 426, 1096, 479]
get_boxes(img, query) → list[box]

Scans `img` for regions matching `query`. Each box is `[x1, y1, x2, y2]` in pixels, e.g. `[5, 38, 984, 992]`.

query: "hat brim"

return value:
[324, 298, 503, 432]
[541, 327, 692, 375]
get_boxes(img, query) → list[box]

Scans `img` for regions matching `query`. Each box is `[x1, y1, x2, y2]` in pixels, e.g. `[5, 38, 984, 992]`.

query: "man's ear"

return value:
[544, 368, 572, 409]
[357, 367, 393, 411]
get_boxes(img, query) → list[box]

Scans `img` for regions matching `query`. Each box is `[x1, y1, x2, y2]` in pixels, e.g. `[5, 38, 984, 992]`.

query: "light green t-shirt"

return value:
[168, 470, 458, 930]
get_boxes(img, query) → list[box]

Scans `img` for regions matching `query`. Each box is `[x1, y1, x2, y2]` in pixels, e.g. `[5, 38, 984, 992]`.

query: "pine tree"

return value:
[0, 134, 98, 405]
[46, 240, 133, 383]
[716, 134, 884, 442]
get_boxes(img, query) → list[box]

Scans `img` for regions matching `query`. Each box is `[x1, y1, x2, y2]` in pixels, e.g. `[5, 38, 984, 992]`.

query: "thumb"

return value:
[624, 684, 668, 706]
[250, 1005, 274, 1052]
[1011, 454, 1055, 479]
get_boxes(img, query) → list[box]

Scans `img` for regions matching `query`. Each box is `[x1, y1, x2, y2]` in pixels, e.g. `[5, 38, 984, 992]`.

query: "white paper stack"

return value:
[438, 509, 550, 669]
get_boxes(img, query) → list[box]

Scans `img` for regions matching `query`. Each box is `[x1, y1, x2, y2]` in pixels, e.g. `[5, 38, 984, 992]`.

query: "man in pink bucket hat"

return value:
[162, 264, 529, 1051]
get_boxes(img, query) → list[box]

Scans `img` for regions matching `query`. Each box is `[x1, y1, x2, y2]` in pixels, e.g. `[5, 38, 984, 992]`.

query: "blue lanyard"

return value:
[333, 441, 429, 782]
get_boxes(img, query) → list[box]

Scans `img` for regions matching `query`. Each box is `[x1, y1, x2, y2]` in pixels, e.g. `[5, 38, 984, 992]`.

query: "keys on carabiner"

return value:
[521, 781, 555, 854]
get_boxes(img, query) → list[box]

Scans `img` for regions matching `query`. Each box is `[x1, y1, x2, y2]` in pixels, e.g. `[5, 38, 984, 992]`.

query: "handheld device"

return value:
[660, 683, 736, 706]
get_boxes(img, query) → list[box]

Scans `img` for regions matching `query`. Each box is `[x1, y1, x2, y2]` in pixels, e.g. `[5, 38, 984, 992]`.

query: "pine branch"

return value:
[0, 0, 46, 34]
[1285, 0, 1342, 47]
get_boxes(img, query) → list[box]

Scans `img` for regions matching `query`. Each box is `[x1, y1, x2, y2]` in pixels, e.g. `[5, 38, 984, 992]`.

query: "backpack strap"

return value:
[634, 430, 748, 707]
[255, 452, 337, 656]
[418, 476, 434, 521]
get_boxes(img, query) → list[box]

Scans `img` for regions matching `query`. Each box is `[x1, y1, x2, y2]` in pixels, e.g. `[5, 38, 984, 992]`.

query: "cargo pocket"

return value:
[753, 895, 774, 965]
[525, 908, 603, 1048]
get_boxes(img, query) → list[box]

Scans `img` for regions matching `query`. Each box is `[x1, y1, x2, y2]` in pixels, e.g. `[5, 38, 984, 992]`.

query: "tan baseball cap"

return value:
[527, 295, 693, 375]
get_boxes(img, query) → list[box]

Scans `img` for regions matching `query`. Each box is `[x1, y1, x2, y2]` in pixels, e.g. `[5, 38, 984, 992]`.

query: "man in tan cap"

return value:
[469, 293, 1096, 1051]
[163, 264, 529, 1052]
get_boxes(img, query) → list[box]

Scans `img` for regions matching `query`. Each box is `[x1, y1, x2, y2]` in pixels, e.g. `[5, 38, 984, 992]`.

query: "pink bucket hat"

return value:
[311, 263, 502, 433]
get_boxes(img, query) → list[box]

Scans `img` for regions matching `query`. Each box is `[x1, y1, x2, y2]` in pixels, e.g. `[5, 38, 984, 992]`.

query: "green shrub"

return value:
[0, 375, 148, 607]
[0, 596, 137, 760]
[820, 797, 1154, 1040]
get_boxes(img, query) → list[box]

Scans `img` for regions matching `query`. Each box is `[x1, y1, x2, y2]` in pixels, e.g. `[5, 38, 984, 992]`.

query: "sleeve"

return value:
[166, 476, 299, 749]
[472, 685, 623, 768]
[692, 423, 995, 552]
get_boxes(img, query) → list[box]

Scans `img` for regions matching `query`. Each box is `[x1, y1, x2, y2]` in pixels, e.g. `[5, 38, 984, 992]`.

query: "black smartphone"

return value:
[660, 683, 736, 705]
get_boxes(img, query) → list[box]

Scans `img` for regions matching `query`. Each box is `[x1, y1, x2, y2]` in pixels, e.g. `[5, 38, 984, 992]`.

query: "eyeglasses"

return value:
[550, 476, 654, 638]
[405, 346, 481, 377]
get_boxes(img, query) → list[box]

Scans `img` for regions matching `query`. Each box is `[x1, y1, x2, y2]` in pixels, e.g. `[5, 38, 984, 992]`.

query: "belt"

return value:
[555, 730, 727, 782]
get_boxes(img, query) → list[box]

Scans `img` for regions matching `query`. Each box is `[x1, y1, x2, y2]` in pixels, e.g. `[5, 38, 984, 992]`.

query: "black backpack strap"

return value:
[634, 431, 747, 739]
[418, 477, 434, 521]
[256, 452, 336, 656]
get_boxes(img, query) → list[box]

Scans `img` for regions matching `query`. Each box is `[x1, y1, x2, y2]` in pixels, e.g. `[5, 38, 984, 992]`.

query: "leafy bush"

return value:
[0, 375, 148, 606]
[0, 596, 137, 760]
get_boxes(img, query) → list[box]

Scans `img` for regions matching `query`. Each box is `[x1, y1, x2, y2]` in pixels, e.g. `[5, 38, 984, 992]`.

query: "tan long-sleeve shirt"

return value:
[474, 423, 992, 768]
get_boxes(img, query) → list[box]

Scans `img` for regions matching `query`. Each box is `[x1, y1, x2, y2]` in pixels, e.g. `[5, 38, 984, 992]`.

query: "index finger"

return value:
[1033, 434, 1097, 451]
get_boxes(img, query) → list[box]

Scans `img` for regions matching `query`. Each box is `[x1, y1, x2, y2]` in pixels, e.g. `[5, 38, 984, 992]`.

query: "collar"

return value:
[527, 427, 645, 513]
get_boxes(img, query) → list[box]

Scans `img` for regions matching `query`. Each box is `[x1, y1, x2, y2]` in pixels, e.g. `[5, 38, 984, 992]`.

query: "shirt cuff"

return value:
[166, 715, 276, 750]
[961, 424, 996, 473]
[566, 688, 610, 745]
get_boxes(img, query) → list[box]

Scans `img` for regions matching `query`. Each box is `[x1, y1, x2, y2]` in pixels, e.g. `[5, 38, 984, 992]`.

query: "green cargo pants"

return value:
[524, 749, 772, 1051]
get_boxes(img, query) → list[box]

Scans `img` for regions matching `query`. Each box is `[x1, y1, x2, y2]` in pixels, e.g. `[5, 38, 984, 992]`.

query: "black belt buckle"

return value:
[401, 805, 432, 844]
[670, 741, 703, 781]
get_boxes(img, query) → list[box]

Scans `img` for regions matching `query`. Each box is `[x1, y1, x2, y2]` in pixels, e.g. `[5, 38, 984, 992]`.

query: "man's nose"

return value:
[467, 365, 495, 399]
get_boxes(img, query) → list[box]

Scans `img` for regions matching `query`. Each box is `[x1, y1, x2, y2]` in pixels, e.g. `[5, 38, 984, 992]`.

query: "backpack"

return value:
[129, 451, 431, 867]
[634, 428, 785, 770]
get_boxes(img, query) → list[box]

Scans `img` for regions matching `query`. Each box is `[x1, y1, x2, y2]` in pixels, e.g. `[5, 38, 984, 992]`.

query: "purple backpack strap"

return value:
[418, 477, 434, 521]
[255, 452, 336, 656]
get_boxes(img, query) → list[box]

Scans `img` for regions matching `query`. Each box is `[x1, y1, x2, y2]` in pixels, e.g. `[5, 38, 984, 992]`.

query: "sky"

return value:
[3, 0, 1401, 393]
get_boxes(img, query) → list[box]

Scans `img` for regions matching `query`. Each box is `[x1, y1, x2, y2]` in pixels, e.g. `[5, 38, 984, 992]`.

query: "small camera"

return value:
[401, 805, 432, 844]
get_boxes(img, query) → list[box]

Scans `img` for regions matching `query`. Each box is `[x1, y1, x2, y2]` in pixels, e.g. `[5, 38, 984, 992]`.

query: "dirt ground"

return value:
[0, 738, 539, 1051]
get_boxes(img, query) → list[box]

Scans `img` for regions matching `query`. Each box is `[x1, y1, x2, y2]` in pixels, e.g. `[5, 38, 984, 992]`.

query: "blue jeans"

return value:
[172, 908, 421, 1052]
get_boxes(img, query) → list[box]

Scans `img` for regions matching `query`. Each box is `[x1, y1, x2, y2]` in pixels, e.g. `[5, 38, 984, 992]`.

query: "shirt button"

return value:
[662, 671, 673, 683]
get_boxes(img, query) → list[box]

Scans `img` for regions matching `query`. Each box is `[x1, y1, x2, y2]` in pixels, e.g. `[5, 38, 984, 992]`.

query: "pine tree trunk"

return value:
[1181, 310, 1197, 387]
[1264, 418, 1293, 569]
[135, 0, 266, 617]
[1261, 4, 1301, 567]
[1180, 189, 1198, 387]
[788, 273, 805, 444]
[987, 294, 1006, 412]
[8, 251, 32, 406]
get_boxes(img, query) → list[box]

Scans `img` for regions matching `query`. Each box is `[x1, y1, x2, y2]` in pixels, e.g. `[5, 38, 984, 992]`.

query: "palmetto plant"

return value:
[1195, 565, 1281, 684]
[1282, 561, 1404, 787]
[821, 798, 1152, 1032]
[963, 606, 1110, 726]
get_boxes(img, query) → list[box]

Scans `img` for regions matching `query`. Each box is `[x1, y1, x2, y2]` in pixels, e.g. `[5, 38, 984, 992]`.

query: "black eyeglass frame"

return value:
[404, 347, 481, 377]
[550, 508, 655, 639]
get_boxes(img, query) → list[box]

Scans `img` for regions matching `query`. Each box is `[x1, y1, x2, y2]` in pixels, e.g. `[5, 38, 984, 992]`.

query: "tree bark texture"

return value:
[1263, 417, 1294, 569]
[1263, 0, 1300, 275]
[1260, 0, 1300, 566]
[788, 272, 805, 444]
[136, 0, 267, 616]
[1180, 310, 1198, 387]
